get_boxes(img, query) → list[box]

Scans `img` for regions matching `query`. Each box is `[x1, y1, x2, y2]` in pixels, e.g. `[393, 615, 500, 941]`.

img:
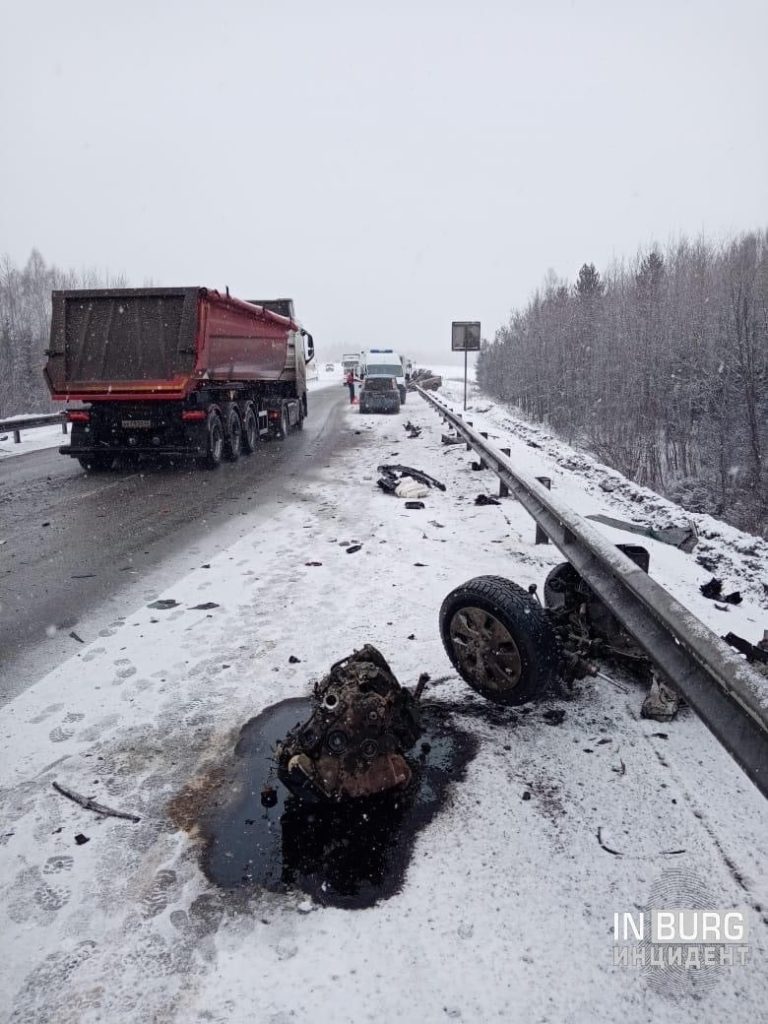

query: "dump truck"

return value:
[44, 288, 314, 470]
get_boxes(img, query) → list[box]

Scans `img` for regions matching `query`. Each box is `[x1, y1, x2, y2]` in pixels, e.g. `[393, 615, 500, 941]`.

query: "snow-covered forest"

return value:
[0, 250, 125, 418]
[478, 230, 768, 535]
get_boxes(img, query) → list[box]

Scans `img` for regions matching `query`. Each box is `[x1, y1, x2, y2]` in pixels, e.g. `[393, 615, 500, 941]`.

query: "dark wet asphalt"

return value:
[0, 386, 350, 700]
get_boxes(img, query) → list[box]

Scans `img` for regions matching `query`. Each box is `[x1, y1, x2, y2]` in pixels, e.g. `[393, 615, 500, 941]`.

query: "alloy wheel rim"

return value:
[449, 606, 523, 692]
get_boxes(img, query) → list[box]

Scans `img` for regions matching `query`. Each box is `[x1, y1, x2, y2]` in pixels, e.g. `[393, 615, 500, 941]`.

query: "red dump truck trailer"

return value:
[44, 288, 314, 470]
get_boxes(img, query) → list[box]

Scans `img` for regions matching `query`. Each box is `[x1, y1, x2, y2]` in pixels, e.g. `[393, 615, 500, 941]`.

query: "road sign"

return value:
[451, 321, 481, 352]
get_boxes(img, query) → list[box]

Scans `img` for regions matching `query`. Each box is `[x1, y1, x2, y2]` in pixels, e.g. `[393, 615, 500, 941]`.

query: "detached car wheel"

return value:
[439, 576, 561, 705]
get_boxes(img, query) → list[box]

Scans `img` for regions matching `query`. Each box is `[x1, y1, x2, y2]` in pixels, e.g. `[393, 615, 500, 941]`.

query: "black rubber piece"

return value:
[439, 575, 561, 705]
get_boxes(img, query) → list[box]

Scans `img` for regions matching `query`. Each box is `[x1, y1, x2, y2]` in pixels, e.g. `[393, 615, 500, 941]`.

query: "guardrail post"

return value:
[466, 421, 473, 451]
[13, 429, 21, 444]
[499, 449, 510, 497]
[534, 477, 551, 544]
[478, 432, 488, 469]
[61, 419, 68, 435]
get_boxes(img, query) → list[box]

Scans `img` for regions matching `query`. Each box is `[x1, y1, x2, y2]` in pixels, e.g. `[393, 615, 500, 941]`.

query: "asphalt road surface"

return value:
[0, 385, 353, 700]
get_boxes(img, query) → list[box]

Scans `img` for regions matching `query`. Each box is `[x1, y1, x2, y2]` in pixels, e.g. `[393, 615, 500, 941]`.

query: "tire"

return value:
[543, 562, 581, 612]
[242, 404, 258, 454]
[277, 406, 289, 439]
[223, 408, 242, 461]
[78, 454, 115, 472]
[198, 410, 224, 469]
[400, 390, 407, 405]
[439, 576, 561, 705]
[296, 399, 305, 430]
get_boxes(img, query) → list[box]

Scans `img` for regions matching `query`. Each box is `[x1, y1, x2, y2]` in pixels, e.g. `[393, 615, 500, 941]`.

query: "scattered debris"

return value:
[441, 434, 464, 446]
[701, 577, 723, 599]
[542, 708, 566, 725]
[71, 574, 96, 579]
[53, 781, 141, 823]
[470, 461, 485, 471]
[190, 602, 220, 610]
[346, 544, 362, 554]
[276, 645, 423, 802]
[405, 500, 426, 510]
[289, 655, 301, 664]
[429, 521, 445, 528]
[522, 791, 532, 801]
[407, 368, 442, 391]
[641, 675, 679, 721]
[74, 833, 90, 846]
[404, 421, 422, 438]
[700, 577, 742, 604]
[597, 826, 623, 856]
[723, 631, 768, 666]
[396, 478, 429, 499]
[305, 561, 323, 567]
[413, 562, 428, 567]
[587, 513, 698, 553]
[474, 494, 500, 506]
[526, 440, 541, 449]
[147, 599, 179, 610]
[260, 785, 278, 808]
[377, 464, 446, 494]
[42, 521, 51, 528]
[68, 631, 84, 644]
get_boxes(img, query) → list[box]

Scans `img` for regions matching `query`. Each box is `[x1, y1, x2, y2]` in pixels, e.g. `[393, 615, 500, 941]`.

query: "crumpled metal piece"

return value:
[276, 646, 422, 802]
[641, 674, 680, 722]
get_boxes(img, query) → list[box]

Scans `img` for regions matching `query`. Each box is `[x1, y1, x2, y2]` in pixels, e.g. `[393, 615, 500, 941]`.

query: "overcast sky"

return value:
[2, 0, 766, 361]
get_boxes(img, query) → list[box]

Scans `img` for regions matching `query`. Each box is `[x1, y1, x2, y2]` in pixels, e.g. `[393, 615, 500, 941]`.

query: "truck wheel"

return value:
[78, 454, 115, 472]
[297, 401, 305, 430]
[224, 408, 242, 461]
[277, 406, 289, 439]
[242, 405, 258, 454]
[439, 576, 561, 705]
[199, 411, 224, 469]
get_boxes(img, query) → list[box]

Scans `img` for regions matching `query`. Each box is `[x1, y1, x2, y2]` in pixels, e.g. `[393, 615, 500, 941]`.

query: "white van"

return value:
[360, 348, 407, 404]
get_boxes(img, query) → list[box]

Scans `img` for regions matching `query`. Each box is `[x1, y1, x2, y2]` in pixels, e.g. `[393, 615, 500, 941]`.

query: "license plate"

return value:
[121, 419, 152, 429]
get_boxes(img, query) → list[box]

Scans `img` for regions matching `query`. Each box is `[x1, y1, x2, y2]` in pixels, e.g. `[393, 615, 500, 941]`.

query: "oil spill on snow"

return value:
[172, 696, 477, 910]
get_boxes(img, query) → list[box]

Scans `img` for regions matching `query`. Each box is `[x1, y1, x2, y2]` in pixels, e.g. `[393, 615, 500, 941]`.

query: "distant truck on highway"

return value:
[341, 353, 360, 375]
[44, 288, 314, 471]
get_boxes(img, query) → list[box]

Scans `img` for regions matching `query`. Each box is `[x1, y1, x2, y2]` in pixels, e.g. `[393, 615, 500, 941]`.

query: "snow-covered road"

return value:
[1, 384, 766, 1023]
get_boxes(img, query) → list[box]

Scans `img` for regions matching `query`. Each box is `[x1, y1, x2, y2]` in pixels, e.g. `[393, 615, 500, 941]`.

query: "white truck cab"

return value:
[360, 348, 407, 404]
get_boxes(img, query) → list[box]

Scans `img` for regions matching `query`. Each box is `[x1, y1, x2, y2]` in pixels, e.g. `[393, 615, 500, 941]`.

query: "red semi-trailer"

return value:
[44, 288, 314, 470]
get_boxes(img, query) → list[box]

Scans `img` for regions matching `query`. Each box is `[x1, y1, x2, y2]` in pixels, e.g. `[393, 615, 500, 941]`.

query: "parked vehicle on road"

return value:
[341, 353, 360, 377]
[359, 375, 401, 414]
[44, 288, 314, 471]
[359, 349, 407, 403]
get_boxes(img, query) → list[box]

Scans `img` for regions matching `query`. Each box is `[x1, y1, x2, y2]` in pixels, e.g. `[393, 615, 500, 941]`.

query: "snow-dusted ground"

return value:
[0, 422, 68, 461]
[1, 384, 767, 1023]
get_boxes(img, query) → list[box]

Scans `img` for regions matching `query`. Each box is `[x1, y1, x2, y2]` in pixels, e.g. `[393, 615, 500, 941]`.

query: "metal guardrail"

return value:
[416, 386, 768, 799]
[0, 413, 67, 444]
